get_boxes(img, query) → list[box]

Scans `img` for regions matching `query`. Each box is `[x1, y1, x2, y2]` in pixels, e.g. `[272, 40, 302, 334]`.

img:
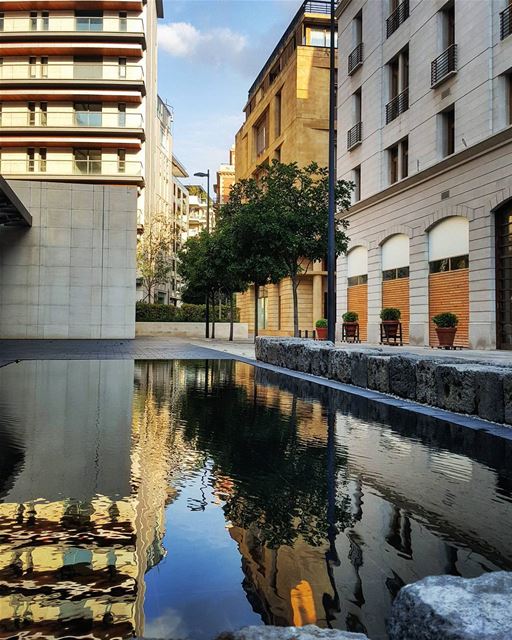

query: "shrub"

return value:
[342, 311, 359, 323]
[432, 312, 458, 328]
[315, 318, 328, 328]
[136, 302, 239, 323]
[380, 307, 401, 321]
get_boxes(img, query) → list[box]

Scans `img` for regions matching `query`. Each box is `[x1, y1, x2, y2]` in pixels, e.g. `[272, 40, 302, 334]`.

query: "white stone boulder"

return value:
[216, 625, 368, 640]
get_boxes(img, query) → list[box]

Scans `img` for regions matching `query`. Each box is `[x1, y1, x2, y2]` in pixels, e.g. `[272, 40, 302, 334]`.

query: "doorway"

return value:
[496, 202, 512, 349]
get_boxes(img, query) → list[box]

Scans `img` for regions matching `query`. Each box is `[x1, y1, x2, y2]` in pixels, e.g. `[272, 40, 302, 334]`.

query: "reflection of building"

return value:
[336, 0, 512, 349]
[214, 146, 236, 206]
[235, 0, 337, 335]
[0, 360, 180, 638]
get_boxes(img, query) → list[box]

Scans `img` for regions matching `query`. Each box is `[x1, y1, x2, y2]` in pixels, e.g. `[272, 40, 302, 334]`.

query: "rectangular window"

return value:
[118, 57, 127, 78]
[28, 101, 35, 126]
[29, 57, 37, 78]
[254, 111, 268, 157]
[354, 10, 362, 46]
[30, 11, 37, 30]
[27, 147, 35, 172]
[274, 146, 281, 162]
[40, 102, 47, 126]
[389, 57, 400, 100]
[275, 91, 282, 138]
[0, 104, 2, 126]
[74, 55, 102, 79]
[429, 254, 468, 273]
[39, 148, 47, 172]
[0, 13, 4, 31]
[442, 1, 455, 49]
[383, 266, 410, 280]
[117, 148, 126, 173]
[389, 144, 399, 184]
[74, 102, 102, 126]
[352, 165, 361, 202]
[41, 56, 48, 78]
[118, 102, 126, 127]
[401, 137, 409, 178]
[41, 11, 49, 30]
[348, 274, 368, 286]
[119, 11, 127, 31]
[74, 148, 101, 174]
[388, 137, 408, 183]
[442, 106, 455, 156]
[75, 9, 103, 31]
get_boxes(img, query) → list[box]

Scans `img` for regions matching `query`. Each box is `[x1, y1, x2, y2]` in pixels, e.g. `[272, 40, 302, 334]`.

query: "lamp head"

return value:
[194, 171, 208, 178]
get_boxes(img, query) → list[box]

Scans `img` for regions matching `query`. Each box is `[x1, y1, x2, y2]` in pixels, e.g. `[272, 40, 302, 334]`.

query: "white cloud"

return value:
[158, 22, 248, 69]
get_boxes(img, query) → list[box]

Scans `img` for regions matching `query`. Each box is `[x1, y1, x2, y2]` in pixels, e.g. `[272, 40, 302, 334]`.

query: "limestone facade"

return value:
[336, 0, 512, 349]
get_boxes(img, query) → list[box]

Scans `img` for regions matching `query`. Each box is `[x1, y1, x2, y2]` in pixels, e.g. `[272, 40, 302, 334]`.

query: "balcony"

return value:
[0, 0, 144, 10]
[0, 62, 144, 86]
[385, 88, 409, 124]
[347, 122, 362, 150]
[431, 44, 457, 87]
[0, 158, 143, 184]
[386, 0, 409, 38]
[500, 4, 512, 40]
[0, 109, 144, 132]
[348, 42, 363, 75]
[0, 15, 144, 35]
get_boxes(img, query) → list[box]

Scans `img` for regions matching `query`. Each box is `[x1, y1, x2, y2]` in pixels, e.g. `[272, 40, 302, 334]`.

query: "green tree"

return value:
[136, 214, 174, 302]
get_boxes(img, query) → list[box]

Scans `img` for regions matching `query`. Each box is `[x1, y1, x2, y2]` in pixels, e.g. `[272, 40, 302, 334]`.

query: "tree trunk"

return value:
[292, 273, 299, 338]
[229, 294, 234, 342]
[211, 292, 216, 339]
[254, 283, 259, 341]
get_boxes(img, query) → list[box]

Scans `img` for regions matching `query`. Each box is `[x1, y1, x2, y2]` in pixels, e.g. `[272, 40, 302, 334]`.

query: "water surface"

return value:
[0, 359, 511, 640]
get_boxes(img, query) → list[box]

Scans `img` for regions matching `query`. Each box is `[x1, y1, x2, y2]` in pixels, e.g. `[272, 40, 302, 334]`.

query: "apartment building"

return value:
[186, 184, 211, 238]
[214, 145, 235, 206]
[172, 155, 189, 304]
[336, 0, 512, 349]
[0, 0, 163, 338]
[235, 0, 336, 335]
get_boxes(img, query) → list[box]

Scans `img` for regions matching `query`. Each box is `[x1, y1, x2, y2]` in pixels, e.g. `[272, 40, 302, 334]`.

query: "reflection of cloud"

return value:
[144, 608, 189, 639]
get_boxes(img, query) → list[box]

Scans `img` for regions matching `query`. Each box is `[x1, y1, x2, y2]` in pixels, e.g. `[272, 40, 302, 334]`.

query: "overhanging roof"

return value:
[0, 176, 32, 227]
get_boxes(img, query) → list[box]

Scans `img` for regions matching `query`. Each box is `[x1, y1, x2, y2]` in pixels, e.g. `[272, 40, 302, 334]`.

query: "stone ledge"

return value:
[215, 626, 368, 639]
[255, 337, 512, 425]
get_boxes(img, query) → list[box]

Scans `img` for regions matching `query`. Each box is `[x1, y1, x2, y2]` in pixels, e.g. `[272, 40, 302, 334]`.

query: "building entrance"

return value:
[496, 202, 512, 350]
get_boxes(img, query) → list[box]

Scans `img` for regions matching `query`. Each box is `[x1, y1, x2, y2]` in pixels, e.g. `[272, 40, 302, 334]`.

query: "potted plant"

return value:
[315, 318, 328, 340]
[432, 312, 458, 348]
[342, 311, 359, 339]
[380, 307, 401, 340]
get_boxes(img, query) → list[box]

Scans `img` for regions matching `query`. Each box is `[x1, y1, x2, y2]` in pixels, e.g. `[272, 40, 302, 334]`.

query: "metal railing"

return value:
[385, 87, 409, 124]
[0, 15, 144, 33]
[0, 110, 143, 128]
[0, 62, 144, 81]
[347, 121, 362, 150]
[0, 158, 143, 176]
[348, 42, 363, 75]
[431, 44, 457, 87]
[500, 4, 512, 40]
[386, 0, 409, 38]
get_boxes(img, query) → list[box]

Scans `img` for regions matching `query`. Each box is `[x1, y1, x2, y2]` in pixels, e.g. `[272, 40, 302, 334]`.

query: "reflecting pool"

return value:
[0, 359, 511, 640]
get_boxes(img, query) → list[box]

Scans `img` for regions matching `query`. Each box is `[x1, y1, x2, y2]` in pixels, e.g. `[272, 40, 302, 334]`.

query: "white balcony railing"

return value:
[0, 158, 143, 176]
[0, 110, 144, 128]
[0, 15, 144, 33]
[0, 62, 144, 82]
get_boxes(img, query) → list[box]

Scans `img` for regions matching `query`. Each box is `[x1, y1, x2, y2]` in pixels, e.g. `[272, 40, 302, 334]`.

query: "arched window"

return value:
[428, 216, 469, 273]
[382, 234, 409, 280]
[347, 246, 368, 286]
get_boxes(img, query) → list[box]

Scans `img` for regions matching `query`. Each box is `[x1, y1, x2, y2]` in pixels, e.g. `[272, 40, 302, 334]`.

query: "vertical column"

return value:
[312, 260, 324, 324]
[408, 231, 429, 345]
[336, 254, 347, 340]
[367, 244, 381, 343]
[469, 209, 496, 349]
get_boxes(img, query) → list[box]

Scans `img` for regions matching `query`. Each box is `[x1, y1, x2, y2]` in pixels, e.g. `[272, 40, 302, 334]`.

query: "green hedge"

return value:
[136, 302, 239, 323]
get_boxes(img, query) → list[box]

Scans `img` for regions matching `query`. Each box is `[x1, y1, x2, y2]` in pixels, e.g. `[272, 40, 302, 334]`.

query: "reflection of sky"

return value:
[144, 468, 261, 640]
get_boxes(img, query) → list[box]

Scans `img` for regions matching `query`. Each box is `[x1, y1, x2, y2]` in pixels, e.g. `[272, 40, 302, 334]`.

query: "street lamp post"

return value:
[194, 170, 211, 339]
[327, 0, 337, 344]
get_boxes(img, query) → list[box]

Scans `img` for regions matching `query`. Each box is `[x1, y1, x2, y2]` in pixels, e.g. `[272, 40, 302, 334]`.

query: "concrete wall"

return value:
[135, 321, 249, 340]
[0, 179, 137, 338]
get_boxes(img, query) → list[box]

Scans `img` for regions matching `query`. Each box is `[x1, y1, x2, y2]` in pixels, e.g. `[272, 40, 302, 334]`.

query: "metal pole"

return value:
[205, 170, 211, 339]
[327, 0, 336, 344]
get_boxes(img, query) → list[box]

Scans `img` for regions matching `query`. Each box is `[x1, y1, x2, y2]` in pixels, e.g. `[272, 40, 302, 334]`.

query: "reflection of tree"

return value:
[177, 362, 354, 549]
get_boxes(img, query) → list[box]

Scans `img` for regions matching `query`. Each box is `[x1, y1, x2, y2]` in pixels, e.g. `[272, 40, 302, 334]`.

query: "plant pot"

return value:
[436, 326, 457, 347]
[316, 327, 328, 340]
[343, 322, 358, 338]
[382, 320, 399, 339]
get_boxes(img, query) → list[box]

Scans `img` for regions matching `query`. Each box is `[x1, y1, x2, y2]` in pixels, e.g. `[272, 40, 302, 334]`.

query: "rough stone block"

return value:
[217, 625, 368, 640]
[415, 358, 438, 405]
[475, 368, 505, 423]
[435, 365, 478, 414]
[367, 356, 391, 393]
[350, 351, 369, 388]
[389, 356, 418, 400]
[504, 373, 512, 425]
[388, 572, 512, 640]
[328, 348, 352, 384]
[308, 343, 334, 377]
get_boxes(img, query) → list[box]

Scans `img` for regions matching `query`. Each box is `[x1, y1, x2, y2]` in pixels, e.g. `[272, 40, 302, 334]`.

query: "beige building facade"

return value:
[336, 0, 512, 349]
[235, 0, 336, 335]
[214, 145, 236, 205]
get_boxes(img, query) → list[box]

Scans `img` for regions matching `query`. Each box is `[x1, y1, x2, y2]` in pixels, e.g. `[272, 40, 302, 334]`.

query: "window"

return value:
[118, 57, 127, 78]
[74, 149, 101, 174]
[508, 74, 512, 125]
[27, 148, 35, 172]
[118, 102, 126, 127]
[41, 11, 49, 30]
[30, 11, 37, 30]
[308, 28, 337, 48]
[441, 1, 455, 50]
[348, 274, 368, 286]
[388, 137, 408, 184]
[383, 266, 409, 280]
[352, 165, 361, 202]
[119, 11, 127, 31]
[28, 102, 35, 126]
[0, 13, 4, 31]
[75, 9, 103, 31]
[39, 102, 47, 126]
[441, 106, 455, 157]
[274, 146, 281, 162]
[254, 111, 268, 157]
[39, 148, 47, 172]
[41, 56, 48, 78]
[429, 254, 468, 273]
[117, 148, 126, 173]
[389, 57, 399, 101]
[354, 10, 362, 46]
[29, 57, 37, 78]
[386, 47, 409, 123]
[74, 55, 102, 79]
[275, 91, 282, 138]
[257, 287, 268, 329]
[0, 104, 2, 126]
[74, 102, 102, 126]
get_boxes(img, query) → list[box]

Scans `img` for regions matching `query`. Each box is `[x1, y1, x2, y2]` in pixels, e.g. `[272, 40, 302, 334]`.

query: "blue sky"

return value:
[157, 0, 299, 186]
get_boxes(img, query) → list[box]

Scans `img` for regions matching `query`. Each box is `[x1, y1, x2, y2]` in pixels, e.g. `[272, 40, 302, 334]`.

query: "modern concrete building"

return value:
[172, 155, 189, 304]
[186, 184, 211, 238]
[235, 0, 337, 335]
[0, 0, 164, 337]
[336, 0, 512, 349]
[214, 145, 236, 206]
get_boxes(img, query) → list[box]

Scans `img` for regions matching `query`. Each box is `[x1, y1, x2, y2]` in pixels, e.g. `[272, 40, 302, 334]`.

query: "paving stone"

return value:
[388, 572, 512, 640]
